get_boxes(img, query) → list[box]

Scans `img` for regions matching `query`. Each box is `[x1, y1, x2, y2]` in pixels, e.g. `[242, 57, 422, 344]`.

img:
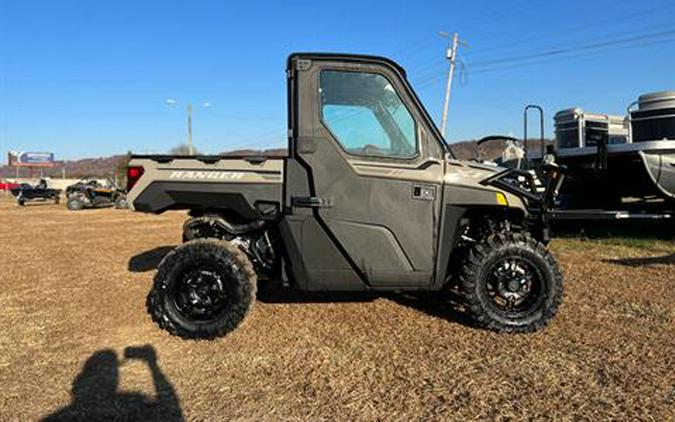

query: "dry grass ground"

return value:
[0, 197, 673, 421]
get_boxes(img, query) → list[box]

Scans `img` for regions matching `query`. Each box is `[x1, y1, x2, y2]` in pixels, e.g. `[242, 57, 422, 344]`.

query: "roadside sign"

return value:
[8, 151, 56, 167]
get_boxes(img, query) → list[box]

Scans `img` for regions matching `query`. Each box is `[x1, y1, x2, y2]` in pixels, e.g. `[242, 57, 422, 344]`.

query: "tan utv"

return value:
[126, 53, 564, 340]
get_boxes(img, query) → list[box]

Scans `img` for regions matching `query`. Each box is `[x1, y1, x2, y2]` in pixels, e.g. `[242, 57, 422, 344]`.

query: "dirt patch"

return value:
[0, 198, 673, 421]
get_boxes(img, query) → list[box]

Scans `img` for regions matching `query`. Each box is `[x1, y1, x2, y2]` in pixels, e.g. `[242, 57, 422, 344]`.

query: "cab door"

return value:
[284, 55, 446, 290]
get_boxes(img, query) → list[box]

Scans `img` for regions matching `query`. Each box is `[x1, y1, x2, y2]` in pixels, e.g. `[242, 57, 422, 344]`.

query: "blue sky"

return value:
[1, 0, 674, 160]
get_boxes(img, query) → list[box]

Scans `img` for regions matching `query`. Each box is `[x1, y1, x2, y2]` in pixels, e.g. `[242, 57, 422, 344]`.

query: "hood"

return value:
[442, 158, 528, 213]
[443, 158, 504, 187]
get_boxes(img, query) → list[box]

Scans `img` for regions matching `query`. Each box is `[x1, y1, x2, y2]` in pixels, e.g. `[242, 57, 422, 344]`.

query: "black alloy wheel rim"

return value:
[485, 256, 544, 315]
[173, 267, 230, 322]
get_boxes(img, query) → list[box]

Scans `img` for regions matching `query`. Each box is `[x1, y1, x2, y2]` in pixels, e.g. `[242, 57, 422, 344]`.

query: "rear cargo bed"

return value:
[126, 155, 284, 218]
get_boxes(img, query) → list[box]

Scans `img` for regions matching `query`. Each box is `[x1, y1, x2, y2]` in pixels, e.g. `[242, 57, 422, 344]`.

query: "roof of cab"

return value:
[287, 52, 407, 78]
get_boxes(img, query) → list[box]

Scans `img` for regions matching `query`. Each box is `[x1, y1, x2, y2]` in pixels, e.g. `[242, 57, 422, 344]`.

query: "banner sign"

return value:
[8, 151, 55, 167]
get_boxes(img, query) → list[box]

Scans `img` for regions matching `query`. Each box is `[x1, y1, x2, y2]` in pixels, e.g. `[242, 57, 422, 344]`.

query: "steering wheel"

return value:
[475, 135, 524, 163]
[476, 135, 521, 146]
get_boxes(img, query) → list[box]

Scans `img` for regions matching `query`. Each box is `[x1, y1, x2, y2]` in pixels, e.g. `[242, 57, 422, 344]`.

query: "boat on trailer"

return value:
[539, 91, 675, 207]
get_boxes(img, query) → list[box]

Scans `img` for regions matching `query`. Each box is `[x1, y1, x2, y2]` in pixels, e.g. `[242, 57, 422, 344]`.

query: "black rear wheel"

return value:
[182, 215, 233, 242]
[114, 196, 128, 209]
[147, 239, 257, 339]
[460, 232, 563, 332]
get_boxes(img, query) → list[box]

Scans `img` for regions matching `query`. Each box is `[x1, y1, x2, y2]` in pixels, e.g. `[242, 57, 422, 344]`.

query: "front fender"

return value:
[443, 184, 528, 217]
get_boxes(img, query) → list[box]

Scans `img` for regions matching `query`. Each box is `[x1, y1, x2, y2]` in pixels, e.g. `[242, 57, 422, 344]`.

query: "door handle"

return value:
[412, 184, 436, 201]
[292, 196, 333, 208]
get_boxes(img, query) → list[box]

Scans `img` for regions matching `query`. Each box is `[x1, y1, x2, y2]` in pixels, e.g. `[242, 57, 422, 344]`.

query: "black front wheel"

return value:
[460, 232, 563, 333]
[66, 196, 84, 210]
[147, 239, 257, 339]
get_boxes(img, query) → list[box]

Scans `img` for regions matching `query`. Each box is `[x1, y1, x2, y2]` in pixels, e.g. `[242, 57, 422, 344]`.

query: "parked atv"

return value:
[126, 53, 565, 339]
[65, 177, 127, 210]
[10, 179, 61, 206]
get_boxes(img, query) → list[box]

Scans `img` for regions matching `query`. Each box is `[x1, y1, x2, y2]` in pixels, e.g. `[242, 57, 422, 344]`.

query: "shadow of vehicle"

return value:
[603, 253, 675, 267]
[257, 284, 379, 304]
[128, 246, 175, 272]
[552, 219, 675, 240]
[41, 345, 183, 422]
[15, 202, 62, 208]
[387, 290, 477, 328]
[257, 284, 476, 328]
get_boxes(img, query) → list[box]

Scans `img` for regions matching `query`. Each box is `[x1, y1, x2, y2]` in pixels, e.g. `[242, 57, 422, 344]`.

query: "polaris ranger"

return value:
[126, 53, 564, 339]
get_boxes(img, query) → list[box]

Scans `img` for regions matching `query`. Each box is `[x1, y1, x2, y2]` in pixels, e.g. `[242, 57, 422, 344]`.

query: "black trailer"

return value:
[10, 179, 61, 206]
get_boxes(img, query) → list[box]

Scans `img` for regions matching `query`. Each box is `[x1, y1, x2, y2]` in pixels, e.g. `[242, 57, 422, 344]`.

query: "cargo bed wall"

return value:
[127, 157, 284, 218]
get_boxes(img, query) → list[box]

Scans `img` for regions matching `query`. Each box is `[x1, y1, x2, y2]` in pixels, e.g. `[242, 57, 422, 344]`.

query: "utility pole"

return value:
[166, 99, 210, 155]
[187, 103, 193, 155]
[440, 31, 466, 138]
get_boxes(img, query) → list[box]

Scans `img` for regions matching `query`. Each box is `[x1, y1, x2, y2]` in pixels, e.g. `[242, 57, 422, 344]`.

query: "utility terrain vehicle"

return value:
[65, 177, 127, 210]
[126, 53, 564, 339]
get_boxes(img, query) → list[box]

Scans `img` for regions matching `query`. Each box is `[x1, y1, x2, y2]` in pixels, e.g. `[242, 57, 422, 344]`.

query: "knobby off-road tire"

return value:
[460, 232, 563, 333]
[114, 196, 128, 209]
[66, 196, 84, 210]
[182, 215, 233, 243]
[147, 239, 257, 340]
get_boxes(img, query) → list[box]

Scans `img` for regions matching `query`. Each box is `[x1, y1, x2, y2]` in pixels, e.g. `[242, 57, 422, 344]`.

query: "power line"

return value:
[467, 36, 675, 76]
[411, 26, 675, 91]
[463, 3, 675, 59]
[454, 0, 549, 41]
[468, 28, 675, 70]
[410, 33, 675, 127]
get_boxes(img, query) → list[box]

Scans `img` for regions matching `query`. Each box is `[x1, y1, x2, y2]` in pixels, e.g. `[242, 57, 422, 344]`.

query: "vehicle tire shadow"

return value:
[128, 246, 175, 272]
[603, 253, 675, 267]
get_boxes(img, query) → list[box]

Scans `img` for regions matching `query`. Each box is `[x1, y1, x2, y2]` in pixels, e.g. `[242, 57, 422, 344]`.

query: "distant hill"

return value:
[221, 148, 288, 157]
[0, 139, 552, 180]
[0, 155, 127, 179]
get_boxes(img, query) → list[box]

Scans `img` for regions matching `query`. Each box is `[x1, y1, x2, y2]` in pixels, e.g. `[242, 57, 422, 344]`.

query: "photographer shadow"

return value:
[42, 345, 183, 422]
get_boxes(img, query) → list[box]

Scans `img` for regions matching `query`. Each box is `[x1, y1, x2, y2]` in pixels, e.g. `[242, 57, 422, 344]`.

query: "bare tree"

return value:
[168, 144, 199, 155]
